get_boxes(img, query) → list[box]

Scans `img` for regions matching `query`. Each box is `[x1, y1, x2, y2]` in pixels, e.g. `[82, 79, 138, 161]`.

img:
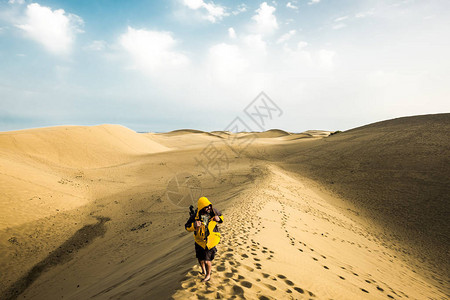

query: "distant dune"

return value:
[161, 129, 206, 136]
[302, 129, 332, 137]
[250, 129, 291, 138]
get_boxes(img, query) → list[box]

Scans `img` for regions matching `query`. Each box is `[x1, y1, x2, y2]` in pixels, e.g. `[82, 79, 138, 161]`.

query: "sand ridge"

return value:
[172, 165, 444, 299]
[249, 113, 450, 288]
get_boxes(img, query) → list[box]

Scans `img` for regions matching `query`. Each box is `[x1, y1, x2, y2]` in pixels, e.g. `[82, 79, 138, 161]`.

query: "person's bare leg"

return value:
[199, 260, 206, 275]
[203, 261, 212, 281]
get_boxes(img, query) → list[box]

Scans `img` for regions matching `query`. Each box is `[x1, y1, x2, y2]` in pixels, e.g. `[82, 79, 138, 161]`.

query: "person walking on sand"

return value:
[185, 196, 223, 282]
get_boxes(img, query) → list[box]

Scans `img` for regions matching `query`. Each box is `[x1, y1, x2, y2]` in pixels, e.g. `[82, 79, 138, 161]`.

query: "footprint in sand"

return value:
[264, 283, 277, 291]
[242, 265, 254, 272]
[181, 281, 196, 288]
[217, 265, 226, 271]
[285, 279, 294, 286]
[232, 285, 244, 296]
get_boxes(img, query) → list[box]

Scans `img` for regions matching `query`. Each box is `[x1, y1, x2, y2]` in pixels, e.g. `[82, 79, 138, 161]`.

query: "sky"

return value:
[0, 0, 449, 132]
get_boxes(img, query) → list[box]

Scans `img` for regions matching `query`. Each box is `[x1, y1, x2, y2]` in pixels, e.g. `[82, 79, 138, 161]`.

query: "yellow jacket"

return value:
[185, 197, 223, 249]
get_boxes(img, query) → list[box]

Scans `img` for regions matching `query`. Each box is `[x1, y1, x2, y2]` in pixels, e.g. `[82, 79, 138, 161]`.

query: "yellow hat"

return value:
[197, 196, 212, 210]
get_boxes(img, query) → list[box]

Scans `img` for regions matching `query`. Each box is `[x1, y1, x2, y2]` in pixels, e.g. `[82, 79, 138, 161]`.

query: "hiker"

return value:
[185, 196, 223, 282]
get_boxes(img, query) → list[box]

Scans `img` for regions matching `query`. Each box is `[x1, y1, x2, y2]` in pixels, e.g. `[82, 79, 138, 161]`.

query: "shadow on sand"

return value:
[3, 216, 110, 300]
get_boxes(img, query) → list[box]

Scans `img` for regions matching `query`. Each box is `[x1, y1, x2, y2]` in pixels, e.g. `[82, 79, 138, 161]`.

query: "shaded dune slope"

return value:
[259, 113, 450, 281]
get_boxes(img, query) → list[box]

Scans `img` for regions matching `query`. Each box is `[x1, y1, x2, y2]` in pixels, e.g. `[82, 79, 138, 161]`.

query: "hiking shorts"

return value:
[195, 242, 217, 261]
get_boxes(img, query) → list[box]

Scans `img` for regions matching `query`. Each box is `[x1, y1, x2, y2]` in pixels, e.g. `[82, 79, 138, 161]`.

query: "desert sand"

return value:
[0, 114, 449, 299]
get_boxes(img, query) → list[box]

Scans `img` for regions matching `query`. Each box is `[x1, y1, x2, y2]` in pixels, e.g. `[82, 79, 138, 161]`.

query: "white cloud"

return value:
[332, 23, 346, 30]
[282, 41, 313, 68]
[8, 0, 25, 4]
[285, 18, 294, 25]
[119, 27, 189, 72]
[355, 9, 375, 18]
[183, 0, 204, 9]
[232, 3, 247, 15]
[228, 27, 236, 39]
[276, 29, 296, 44]
[16, 3, 83, 55]
[182, 0, 228, 23]
[297, 41, 308, 49]
[334, 16, 348, 22]
[308, 0, 320, 5]
[207, 43, 248, 85]
[318, 49, 335, 68]
[84, 40, 107, 51]
[282, 42, 336, 71]
[252, 2, 278, 35]
[286, 2, 298, 10]
[242, 34, 267, 57]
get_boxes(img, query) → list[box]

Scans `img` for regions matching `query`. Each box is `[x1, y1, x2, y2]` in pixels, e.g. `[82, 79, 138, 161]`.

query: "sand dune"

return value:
[1, 115, 448, 299]
[302, 130, 332, 137]
[0, 124, 170, 233]
[251, 113, 450, 285]
[250, 129, 291, 138]
[0, 124, 170, 168]
[146, 131, 223, 149]
[161, 129, 207, 136]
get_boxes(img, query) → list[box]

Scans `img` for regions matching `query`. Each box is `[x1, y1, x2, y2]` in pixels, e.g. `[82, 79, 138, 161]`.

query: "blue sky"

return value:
[0, 0, 449, 132]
